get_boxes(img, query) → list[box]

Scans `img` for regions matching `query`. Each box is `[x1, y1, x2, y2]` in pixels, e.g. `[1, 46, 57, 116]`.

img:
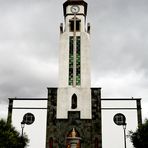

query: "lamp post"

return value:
[123, 123, 127, 148]
[21, 121, 25, 137]
[113, 113, 127, 148]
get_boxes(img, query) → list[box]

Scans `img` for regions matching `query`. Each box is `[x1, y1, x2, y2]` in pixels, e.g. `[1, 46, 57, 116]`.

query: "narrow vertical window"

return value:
[69, 20, 81, 32]
[76, 36, 81, 85]
[71, 94, 77, 109]
[69, 36, 81, 86]
[49, 137, 53, 148]
[69, 36, 73, 85]
[95, 138, 99, 148]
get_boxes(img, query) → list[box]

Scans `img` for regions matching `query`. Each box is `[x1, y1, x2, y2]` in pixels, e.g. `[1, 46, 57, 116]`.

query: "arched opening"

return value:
[49, 137, 53, 148]
[95, 137, 99, 148]
[71, 94, 77, 109]
[66, 128, 81, 148]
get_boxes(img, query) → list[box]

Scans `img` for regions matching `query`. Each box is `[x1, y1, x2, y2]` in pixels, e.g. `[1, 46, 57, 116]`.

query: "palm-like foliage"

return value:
[0, 119, 28, 148]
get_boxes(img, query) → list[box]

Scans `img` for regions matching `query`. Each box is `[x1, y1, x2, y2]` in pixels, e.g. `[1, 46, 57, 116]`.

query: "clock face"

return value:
[71, 5, 80, 14]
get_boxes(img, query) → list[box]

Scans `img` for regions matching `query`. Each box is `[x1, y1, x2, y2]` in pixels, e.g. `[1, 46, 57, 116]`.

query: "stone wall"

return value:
[46, 87, 102, 148]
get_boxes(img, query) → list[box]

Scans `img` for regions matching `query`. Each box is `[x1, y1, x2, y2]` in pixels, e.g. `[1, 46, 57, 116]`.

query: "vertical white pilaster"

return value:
[57, 3, 91, 119]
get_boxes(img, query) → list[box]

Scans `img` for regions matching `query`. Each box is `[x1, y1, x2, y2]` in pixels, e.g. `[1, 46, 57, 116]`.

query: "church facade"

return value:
[46, 0, 101, 147]
[7, 0, 142, 148]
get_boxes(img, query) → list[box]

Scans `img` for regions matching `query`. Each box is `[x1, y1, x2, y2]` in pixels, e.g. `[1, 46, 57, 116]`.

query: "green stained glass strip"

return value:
[76, 36, 81, 85]
[69, 36, 81, 86]
[69, 37, 73, 85]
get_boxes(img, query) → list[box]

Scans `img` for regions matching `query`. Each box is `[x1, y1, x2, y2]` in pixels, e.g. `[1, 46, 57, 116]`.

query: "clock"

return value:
[71, 5, 80, 14]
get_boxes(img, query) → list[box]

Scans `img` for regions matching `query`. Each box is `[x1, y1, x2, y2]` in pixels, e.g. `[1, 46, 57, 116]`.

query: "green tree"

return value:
[129, 119, 148, 148]
[0, 119, 28, 148]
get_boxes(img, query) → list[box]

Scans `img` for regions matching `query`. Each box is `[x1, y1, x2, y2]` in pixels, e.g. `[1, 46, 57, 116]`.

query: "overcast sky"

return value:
[0, 0, 148, 122]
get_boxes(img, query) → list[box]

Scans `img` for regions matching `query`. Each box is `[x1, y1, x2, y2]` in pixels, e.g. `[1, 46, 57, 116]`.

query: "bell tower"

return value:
[46, 0, 102, 147]
[57, 0, 92, 119]
[59, 0, 90, 87]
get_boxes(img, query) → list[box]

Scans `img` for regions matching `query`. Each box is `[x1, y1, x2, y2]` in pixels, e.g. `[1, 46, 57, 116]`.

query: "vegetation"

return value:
[0, 119, 28, 148]
[129, 119, 148, 148]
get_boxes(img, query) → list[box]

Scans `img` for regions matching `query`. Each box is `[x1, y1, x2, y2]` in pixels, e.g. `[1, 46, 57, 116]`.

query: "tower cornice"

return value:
[63, 0, 87, 16]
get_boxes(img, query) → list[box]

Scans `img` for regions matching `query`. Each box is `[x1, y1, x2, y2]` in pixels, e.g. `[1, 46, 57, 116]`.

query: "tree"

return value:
[129, 119, 148, 148]
[0, 119, 28, 148]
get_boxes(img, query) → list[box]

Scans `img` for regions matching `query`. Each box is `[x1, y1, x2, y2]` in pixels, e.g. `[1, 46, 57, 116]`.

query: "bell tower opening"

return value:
[69, 19, 81, 32]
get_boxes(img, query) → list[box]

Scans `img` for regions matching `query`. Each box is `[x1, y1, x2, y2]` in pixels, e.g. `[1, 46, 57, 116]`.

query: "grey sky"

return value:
[0, 0, 148, 120]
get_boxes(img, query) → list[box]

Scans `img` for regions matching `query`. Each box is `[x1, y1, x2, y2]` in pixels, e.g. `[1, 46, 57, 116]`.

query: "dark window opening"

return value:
[95, 137, 99, 148]
[71, 94, 77, 109]
[49, 137, 53, 148]
[23, 113, 35, 125]
[70, 20, 81, 32]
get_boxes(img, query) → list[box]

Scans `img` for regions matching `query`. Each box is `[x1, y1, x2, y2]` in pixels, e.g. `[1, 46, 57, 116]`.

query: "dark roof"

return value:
[63, 0, 87, 16]
[68, 0, 84, 1]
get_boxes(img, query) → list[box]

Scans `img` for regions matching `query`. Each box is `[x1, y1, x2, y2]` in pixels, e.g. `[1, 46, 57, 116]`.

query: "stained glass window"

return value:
[76, 36, 81, 85]
[69, 36, 81, 86]
[69, 36, 74, 85]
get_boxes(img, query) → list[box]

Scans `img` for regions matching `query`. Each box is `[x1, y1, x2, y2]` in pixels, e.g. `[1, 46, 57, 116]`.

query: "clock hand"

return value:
[73, 8, 76, 11]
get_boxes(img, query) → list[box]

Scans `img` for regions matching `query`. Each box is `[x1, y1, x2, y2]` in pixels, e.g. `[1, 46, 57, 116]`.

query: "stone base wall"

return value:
[46, 88, 102, 148]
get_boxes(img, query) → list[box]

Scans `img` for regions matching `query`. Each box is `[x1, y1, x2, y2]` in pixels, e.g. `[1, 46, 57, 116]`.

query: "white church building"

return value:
[7, 0, 142, 148]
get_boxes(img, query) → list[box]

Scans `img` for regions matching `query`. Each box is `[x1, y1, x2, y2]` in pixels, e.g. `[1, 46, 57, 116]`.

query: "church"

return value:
[7, 0, 142, 148]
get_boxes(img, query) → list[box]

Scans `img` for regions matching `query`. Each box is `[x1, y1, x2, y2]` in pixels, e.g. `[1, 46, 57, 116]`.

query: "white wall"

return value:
[12, 100, 47, 148]
[57, 88, 91, 119]
[11, 99, 139, 148]
[102, 100, 138, 148]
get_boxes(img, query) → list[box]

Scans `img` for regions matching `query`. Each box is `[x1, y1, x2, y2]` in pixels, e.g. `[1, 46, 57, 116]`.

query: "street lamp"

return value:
[21, 121, 25, 137]
[123, 123, 127, 148]
[21, 113, 35, 137]
[113, 113, 127, 148]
